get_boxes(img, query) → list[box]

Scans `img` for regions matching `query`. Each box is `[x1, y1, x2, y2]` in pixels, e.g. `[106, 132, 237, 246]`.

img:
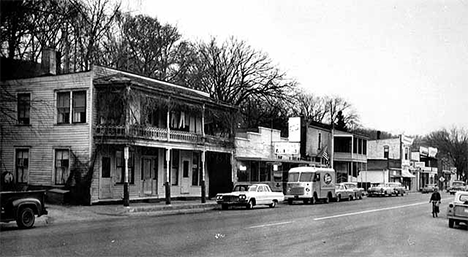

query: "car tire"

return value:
[16, 207, 35, 229]
[348, 195, 352, 201]
[449, 219, 454, 228]
[246, 200, 254, 209]
[336, 195, 341, 202]
[269, 201, 277, 208]
[288, 199, 293, 205]
[323, 194, 330, 204]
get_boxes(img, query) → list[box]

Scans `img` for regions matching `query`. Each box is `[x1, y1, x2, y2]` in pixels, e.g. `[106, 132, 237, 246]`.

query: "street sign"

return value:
[439, 177, 445, 182]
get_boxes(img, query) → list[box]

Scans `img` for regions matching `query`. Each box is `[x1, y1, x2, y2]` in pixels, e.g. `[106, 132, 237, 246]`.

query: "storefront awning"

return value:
[402, 169, 416, 178]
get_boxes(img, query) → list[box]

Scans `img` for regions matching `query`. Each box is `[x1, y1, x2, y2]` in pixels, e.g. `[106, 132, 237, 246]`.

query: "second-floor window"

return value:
[318, 133, 322, 150]
[57, 91, 86, 124]
[17, 93, 31, 125]
[384, 146, 389, 159]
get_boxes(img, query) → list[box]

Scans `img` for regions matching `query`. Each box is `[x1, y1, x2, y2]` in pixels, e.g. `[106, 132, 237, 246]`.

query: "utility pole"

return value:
[123, 146, 129, 206]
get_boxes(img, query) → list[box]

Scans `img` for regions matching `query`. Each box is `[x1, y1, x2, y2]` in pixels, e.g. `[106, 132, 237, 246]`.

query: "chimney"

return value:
[41, 48, 56, 75]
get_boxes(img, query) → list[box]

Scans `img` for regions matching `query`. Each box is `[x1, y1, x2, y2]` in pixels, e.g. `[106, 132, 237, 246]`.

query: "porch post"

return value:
[165, 148, 171, 204]
[123, 146, 130, 206]
[201, 150, 206, 203]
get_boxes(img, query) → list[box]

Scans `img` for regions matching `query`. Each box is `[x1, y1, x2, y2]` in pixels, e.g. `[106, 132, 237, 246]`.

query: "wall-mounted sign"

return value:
[288, 117, 301, 142]
[414, 162, 425, 169]
[274, 142, 300, 155]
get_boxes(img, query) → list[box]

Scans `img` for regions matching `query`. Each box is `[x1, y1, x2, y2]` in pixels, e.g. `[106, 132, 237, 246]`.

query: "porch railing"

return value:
[95, 124, 225, 145]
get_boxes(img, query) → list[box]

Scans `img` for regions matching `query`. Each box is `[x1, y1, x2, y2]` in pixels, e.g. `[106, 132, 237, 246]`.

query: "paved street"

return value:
[1, 192, 467, 257]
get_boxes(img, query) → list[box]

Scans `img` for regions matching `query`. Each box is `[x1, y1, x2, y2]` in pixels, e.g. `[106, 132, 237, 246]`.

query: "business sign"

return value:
[420, 146, 438, 157]
[401, 135, 414, 145]
[414, 162, 425, 169]
[274, 142, 300, 155]
[288, 117, 301, 142]
[428, 147, 438, 157]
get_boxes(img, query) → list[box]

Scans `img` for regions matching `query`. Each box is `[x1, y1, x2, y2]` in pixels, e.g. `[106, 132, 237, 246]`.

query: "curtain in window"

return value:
[16, 149, 29, 183]
[55, 150, 70, 185]
[72, 91, 86, 123]
[57, 92, 70, 123]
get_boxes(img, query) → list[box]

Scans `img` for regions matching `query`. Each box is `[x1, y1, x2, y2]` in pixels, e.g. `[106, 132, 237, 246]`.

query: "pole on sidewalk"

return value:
[123, 146, 129, 207]
[165, 148, 171, 205]
[201, 150, 206, 203]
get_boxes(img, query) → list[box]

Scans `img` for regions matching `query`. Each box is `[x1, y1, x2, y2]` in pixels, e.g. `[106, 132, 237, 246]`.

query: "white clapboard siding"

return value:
[1, 72, 93, 186]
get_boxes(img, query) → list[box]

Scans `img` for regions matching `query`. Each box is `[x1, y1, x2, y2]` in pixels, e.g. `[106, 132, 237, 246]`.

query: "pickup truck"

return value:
[1, 190, 48, 228]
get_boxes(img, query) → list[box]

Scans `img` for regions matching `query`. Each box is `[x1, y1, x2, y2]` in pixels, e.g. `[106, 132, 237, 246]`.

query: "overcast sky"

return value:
[126, 0, 468, 136]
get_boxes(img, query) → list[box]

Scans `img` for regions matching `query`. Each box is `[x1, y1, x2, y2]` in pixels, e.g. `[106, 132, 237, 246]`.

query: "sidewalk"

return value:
[41, 200, 219, 224]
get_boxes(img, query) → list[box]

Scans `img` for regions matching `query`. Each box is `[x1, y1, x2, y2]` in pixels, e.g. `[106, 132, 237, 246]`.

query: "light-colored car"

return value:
[335, 183, 354, 202]
[448, 181, 466, 195]
[446, 191, 468, 229]
[387, 182, 406, 196]
[422, 184, 438, 194]
[342, 182, 365, 200]
[216, 183, 284, 210]
[367, 183, 391, 197]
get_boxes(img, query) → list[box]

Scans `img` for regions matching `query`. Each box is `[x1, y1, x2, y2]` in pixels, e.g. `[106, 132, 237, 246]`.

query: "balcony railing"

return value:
[95, 124, 233, 147]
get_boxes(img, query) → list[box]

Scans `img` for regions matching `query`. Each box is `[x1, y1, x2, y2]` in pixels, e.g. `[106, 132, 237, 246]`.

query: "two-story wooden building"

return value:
[0, 59, 236, 204]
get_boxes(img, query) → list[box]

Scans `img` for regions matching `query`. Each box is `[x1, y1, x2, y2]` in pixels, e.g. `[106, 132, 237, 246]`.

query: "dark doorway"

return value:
[207, 152, 233, 198]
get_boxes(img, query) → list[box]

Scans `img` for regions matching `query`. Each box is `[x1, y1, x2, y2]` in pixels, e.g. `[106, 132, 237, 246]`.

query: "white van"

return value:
[285, 167, 336, 204]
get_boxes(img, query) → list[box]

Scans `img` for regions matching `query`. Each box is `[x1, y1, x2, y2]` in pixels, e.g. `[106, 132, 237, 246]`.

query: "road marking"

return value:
[248, 221, 293, 229]
[313, 198, 452, 221]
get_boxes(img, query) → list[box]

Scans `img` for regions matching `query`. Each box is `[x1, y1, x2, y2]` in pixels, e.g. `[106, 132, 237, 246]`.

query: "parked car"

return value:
[387, 182, 406, 196]
[342, 182, 365, 200]
[422, 184, 438, 194]
[446, 191, 468, 229]
[216, 184, 284, 210]
[0, 190, 48, 229]
[335, 183, 354, 201]
[368, 182, 405, 197]
[448, 181, 466, 195]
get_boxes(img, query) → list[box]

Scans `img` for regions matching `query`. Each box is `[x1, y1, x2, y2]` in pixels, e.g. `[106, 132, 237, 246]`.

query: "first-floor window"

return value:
[115, 150, 134, 184]
[55, 149, 70, 185]
[192, 152, 200, 186]
[16, 149, 29, 183]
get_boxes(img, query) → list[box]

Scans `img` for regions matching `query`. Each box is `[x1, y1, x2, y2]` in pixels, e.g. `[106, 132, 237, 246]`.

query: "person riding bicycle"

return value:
[429, 187, 441, 218]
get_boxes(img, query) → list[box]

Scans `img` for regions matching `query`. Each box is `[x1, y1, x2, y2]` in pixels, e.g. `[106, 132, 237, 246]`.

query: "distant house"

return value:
[0, 55, 237, 204]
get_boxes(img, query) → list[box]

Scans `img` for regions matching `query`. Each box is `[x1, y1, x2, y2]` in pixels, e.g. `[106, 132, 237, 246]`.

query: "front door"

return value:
[99, 157, 112, 199]
[141, 157, 157, 196]
[181, 159, 190, 194]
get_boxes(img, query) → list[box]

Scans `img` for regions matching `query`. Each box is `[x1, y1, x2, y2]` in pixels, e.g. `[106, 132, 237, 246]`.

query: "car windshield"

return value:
[299, 173, 314, 182]
[248, 185, 258, 192]
[346, 184, 356, 189]
[453, 182, 465, 187]
[377, 184, 385, 187]
[233, 185, 248, 192]
[458, 194, 468, 203]
[288, 172, 300, 182]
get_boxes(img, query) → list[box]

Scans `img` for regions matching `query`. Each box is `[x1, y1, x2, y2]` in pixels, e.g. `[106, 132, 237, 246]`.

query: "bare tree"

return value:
[186, 37, 295, 106]
[96, 13, 187, 81]
[291, 89, 328, 123]
[1, 0, 121, 72]
[426, 127, 468, 181]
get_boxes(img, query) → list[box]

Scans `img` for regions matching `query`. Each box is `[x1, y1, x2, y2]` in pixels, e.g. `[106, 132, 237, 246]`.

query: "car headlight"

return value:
[239, 194, 246, 200]
[216, 195, 222, 200]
